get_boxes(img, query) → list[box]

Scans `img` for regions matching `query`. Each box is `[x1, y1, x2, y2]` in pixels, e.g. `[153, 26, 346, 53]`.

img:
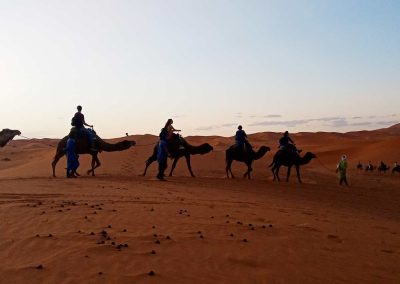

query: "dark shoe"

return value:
[156, 175, 167, 181]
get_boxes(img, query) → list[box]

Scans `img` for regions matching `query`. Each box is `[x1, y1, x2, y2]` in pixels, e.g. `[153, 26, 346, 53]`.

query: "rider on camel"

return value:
[279, 131, 297, 153]
[71, 105, 97, 152]
[163, 119, 185, 149]
[235, 125, 252, 155]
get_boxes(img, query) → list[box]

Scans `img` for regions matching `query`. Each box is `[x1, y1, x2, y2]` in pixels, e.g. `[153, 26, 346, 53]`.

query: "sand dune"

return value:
[0, 125, 399, 283]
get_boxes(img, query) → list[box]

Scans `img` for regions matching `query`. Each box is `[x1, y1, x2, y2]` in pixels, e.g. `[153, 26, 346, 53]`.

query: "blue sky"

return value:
[1, 0, 399, 138]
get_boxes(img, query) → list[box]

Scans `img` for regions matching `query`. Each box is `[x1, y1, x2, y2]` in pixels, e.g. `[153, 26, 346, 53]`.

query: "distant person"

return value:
[279, 131, 297, 152]
[366, 161, 373, 171]
[156, 128, 169, 181]
[71, 105, 97, 151]
[66, 133, 80, 178]
[235, 125, 252, 154]
[336, 155, 348, 186]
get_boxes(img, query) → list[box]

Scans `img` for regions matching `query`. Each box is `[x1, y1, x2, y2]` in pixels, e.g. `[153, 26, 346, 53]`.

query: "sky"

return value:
[1, 0, 399, 138]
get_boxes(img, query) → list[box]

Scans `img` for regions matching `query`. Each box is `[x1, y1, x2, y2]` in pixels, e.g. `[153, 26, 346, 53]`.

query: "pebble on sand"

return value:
[36, 265, 43, 270]
[151, 250, 156, 254]
[48, 234, 53, 237]
[148, 270, 155, 276]
[243, 238, 248, 242]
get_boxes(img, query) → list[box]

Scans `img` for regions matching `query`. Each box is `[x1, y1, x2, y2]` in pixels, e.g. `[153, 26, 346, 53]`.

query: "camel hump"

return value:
[228, 144, 238, 151]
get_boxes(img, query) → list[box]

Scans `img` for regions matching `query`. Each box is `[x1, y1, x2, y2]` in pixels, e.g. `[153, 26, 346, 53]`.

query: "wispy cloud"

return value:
[172, 114, 187, 118]
[250, 116, 344, 127]
[248, 114, 282, 118]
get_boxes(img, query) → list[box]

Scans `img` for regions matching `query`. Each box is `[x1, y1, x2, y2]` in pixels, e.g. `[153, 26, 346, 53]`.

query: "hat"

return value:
[341, 155, 347, 161]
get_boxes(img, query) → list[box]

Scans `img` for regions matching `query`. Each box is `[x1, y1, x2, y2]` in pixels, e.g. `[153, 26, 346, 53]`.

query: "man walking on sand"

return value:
[336, 155, 348, 186]
[156, 127, 168, 181]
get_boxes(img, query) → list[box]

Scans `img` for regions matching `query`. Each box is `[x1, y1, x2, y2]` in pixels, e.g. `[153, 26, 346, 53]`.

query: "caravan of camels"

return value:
[1, 118, 399, 182]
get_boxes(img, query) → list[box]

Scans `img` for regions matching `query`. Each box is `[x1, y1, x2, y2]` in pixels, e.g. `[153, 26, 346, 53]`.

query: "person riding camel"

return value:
[235, 125, 252, 154]
[279, 131, 297, 153]
[163, 119, 185, 149]
[71, 105, 97, 152]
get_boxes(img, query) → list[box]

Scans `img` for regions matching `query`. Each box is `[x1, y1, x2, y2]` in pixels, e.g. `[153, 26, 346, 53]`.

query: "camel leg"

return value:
[276, 166, 281, 181]
[142, 154, 157, 176]
[52, 150, 65, 177]
[226, 159, 234, 178]
[286, 166, 292, 182]
[169, 157, 180, 177]
[271, 165, 276, 181]
[87, 154, 100, 176]
[184, 154, 195, 177]
[244, 163, 252, 179]
[296, 165, 302, 183]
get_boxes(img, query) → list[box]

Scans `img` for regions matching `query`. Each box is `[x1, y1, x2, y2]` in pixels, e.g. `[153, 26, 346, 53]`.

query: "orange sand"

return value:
[0, 125, 399, 283]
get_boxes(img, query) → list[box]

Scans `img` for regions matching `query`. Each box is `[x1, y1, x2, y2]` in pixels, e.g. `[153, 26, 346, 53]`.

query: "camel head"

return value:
[304, 152, 317, 160]
[199, 143, 213, 154]
[258, 146, 271, 154]
[0, 129, 21, 147]
[119, 140, 136, 148]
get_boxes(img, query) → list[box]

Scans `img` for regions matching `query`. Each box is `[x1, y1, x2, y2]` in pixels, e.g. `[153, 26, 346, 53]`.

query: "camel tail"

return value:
[268, 159, 275, 168]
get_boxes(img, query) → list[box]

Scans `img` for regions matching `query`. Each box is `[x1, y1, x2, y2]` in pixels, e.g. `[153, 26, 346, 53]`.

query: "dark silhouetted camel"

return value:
[0, 129, 21, 147]
[392, 165, 400, 174]
[141, 138, 213, 177]
[269, 150, 316, 183]
[365, 163, 376, 172]
[378, 163, 390, 173]
[226, 145, 270, 179]
[52, 132, 135, 177]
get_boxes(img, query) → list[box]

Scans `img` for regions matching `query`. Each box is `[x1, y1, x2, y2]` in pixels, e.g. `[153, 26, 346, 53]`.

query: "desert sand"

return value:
[0, 125, 399, 283]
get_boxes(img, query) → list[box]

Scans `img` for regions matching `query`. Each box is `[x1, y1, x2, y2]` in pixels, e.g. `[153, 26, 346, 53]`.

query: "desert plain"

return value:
[0, 125, 400, 283]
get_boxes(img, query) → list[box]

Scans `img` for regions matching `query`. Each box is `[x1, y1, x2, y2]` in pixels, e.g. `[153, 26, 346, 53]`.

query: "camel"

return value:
[225, 145, 270, 179]
[0, 129, 21, 147]
[52, 131, 135, 177]
[365, 163, 376, 172]
[269, 150, 316, 183]
[356, 162, 363, 171]
[142, 138, 213, 177]
[378, 163, 390, 173]
[392, 166, 400, 174]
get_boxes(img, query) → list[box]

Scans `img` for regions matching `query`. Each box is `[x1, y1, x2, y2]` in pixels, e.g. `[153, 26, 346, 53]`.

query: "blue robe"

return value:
[66, 138, 79, 172]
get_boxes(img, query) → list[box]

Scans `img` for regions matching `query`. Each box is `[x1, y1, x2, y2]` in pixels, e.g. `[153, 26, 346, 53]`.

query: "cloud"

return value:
[248, 114, 282, 118]
[250, 116, 344, 127]
[376, 120, 399, 126]
[221, 123, 237, 127]
[194, 122, 238, 131]
[194, 125, 217, 131]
